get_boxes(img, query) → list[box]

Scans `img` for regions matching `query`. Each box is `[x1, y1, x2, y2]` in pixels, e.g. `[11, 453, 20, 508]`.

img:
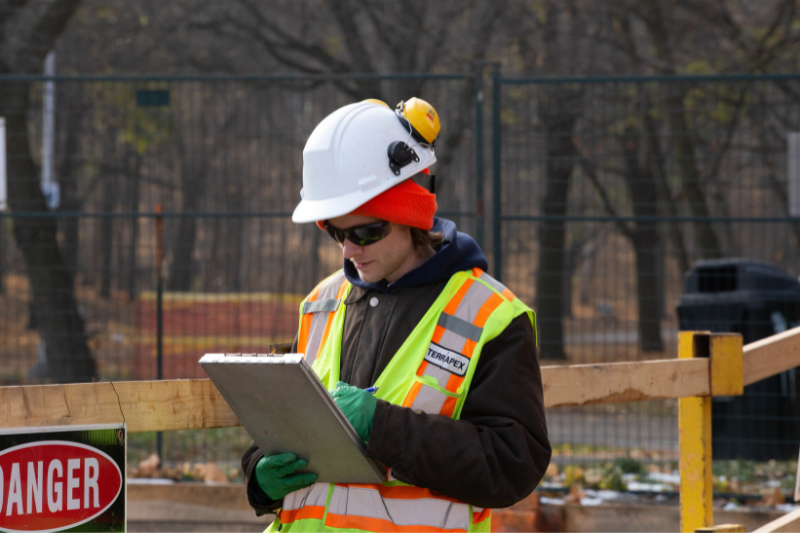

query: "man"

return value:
[242, 98, 550, 532]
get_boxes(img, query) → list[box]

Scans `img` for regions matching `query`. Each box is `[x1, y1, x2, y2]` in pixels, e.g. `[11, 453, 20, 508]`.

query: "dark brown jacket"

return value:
[243, 220, 550, 513]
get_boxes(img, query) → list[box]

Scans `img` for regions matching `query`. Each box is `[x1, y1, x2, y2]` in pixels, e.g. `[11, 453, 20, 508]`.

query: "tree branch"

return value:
[16, 0, 82, 72]
[579, 156, 633, 239]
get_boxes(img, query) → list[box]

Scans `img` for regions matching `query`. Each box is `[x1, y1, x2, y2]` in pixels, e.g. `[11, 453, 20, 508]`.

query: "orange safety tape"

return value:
[431, 324, 446, 344]
[299, 277, 348, 362]
[439, 292, 505, 417]
[312, 279, 350, 361]
[297, 284, 323, 354]
[403, 278, 475, 406]
[501, 287, 516, 301]
[280, 505, 326, 524]
[443, 278, 474, 316]
[401, 379, 424, 408]
[473, 508, 491, 523]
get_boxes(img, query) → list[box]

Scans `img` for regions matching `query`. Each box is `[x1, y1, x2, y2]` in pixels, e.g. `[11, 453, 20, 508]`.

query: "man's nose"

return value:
[342, 239, 364, 259]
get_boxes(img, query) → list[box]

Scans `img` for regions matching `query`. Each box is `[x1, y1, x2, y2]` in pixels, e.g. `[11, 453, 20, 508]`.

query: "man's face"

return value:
[327, 214, 415, 283]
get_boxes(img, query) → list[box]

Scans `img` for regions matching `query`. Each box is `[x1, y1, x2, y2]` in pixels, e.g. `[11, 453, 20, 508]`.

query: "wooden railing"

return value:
[1, 326, 799, 531]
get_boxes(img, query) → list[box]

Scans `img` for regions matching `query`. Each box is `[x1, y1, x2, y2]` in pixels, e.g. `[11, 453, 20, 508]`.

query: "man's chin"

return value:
[358, 271, 383, 283]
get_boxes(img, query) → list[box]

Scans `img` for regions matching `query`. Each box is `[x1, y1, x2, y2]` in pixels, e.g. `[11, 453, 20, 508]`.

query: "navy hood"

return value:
[344, 218, 488, 293]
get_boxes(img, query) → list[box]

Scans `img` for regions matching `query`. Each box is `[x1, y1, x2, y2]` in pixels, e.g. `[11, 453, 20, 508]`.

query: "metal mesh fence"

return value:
[2, 72, 800, 469]
[495, 74, 800, 463]
[0, 74, 479, 467]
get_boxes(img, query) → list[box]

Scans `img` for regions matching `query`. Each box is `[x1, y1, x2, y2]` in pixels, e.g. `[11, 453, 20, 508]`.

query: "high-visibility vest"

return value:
[267, 267, 536, 533]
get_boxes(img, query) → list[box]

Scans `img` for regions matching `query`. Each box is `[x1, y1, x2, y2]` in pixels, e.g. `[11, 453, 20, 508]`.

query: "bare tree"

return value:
[505, 0, 589, 359]
[0, 0, 95, 382]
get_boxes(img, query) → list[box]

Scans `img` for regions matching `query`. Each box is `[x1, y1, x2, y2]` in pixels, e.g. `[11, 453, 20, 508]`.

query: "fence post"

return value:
[155, 204, 164, 461]
[679, 331, 744, 532]
[474, 63, 484, 250]
[679, 330, 713, 533]
[491, 67, 502, 281]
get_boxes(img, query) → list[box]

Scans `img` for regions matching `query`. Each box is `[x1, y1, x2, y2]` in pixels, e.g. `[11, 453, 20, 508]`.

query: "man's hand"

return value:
[331, 381, 378, 444]
[255, 453, 318, 501]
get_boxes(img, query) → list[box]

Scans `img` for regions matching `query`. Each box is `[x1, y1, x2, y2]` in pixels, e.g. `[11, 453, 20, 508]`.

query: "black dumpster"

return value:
[677, 258, 800, 460]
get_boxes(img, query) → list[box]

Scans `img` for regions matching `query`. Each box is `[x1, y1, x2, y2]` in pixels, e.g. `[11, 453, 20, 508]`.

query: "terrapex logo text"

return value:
[0, 441, 122, 532]
[424, 343, 469, 377]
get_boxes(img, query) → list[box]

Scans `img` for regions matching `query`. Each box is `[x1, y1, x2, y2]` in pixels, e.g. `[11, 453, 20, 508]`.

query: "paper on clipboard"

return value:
[200, 353, 384, 484]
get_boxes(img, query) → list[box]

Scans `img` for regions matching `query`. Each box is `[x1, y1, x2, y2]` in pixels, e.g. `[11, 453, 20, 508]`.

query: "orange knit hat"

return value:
[316, 178, 437, 231]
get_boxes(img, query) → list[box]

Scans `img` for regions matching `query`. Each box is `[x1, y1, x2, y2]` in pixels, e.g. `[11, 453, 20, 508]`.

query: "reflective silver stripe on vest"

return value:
[303, 299, 340, 314]
[478, 271, 507, 295]
[283, 482, 330, 512]
[410, 279, 496, 414]
[328, 485, 470, 531]
[437, 312, 482, 341]
[437, 280, 493, 354]
[410, 378, 449, 414]
[304, 271, 346, 366]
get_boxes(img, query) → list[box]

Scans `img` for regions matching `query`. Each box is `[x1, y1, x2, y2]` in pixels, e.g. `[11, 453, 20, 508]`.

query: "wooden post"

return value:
[679, 331, 744, 532]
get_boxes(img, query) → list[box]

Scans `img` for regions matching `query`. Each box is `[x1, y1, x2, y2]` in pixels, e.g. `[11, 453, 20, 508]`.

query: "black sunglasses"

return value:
[325, 220, 392, 246]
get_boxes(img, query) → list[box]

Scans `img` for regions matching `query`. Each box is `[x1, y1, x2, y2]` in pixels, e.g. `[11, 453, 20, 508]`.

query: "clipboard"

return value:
[199, 353, 385, 483]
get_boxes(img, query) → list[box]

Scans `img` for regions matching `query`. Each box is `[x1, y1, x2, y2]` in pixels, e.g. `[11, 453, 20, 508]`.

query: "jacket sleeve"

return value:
[242, 336, 301, 515]
[242, 443, 282, 515]
[366, 314, 551, 508]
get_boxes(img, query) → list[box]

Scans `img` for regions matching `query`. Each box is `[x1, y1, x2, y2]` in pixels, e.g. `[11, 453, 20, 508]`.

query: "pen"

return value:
[364, 386, 379, 394]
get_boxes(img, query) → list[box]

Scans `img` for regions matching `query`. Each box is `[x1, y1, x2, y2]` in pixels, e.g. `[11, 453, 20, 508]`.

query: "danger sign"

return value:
[0, 425, 125, 533]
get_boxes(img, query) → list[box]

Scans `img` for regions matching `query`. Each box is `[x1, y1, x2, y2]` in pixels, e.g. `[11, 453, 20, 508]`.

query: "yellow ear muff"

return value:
[396, 97, 441, 145]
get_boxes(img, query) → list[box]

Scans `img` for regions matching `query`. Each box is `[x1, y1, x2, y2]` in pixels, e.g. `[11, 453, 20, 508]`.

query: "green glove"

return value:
[331, 381, 377, 444]
[255, 453, 317, 501]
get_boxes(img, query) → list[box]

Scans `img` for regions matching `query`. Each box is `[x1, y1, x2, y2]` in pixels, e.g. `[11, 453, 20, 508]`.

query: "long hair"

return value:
[409, 227, 445, 256]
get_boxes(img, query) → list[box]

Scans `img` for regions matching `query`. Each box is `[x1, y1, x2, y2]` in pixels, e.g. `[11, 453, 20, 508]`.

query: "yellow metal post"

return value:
[709, 334, 744, 397]
[679, 331, 744, 533]
[679, 331, 713, 532]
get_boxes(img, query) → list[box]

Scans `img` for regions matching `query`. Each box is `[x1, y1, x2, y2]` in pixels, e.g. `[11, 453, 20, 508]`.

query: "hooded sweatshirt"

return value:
[242, 218, 551, 512]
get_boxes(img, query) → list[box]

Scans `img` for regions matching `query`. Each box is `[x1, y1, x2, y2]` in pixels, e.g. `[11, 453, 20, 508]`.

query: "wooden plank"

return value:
[542, 357, 710, 408]
[752, 508, 800, 533]
[0, 380, 240, 432]
[743, 325, 800, 386]
[0, 357, 713, 431]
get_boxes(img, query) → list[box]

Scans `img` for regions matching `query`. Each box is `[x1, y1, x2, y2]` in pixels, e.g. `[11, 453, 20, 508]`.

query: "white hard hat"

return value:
[292, 101, 436, 223]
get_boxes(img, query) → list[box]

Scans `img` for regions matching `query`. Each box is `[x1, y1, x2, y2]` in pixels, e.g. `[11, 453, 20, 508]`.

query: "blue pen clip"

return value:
[364, 386, 379, 394]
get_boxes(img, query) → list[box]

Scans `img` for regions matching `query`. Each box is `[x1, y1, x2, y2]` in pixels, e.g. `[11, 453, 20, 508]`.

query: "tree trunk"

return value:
[639, 0, 722, 260]
[168, 144, 206, 291]
[57, 85, 83, 280]
[168, 212, 197, 291]
[621, 126, 664, 352]
[127, 153, 140, 300]
[98, 171, 116, 299]
[0, 218, 5, 294]
[535, 87, 582, 360]
[643, 110, 691, 275]
[202, 218, 222, 292]
[225, 218, 243, 292]
[1, 79, 95, 382]
[664, 92, 722, 259]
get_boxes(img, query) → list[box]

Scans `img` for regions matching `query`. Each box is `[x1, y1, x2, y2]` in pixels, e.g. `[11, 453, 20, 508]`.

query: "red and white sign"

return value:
[0, 441, 122, 532]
